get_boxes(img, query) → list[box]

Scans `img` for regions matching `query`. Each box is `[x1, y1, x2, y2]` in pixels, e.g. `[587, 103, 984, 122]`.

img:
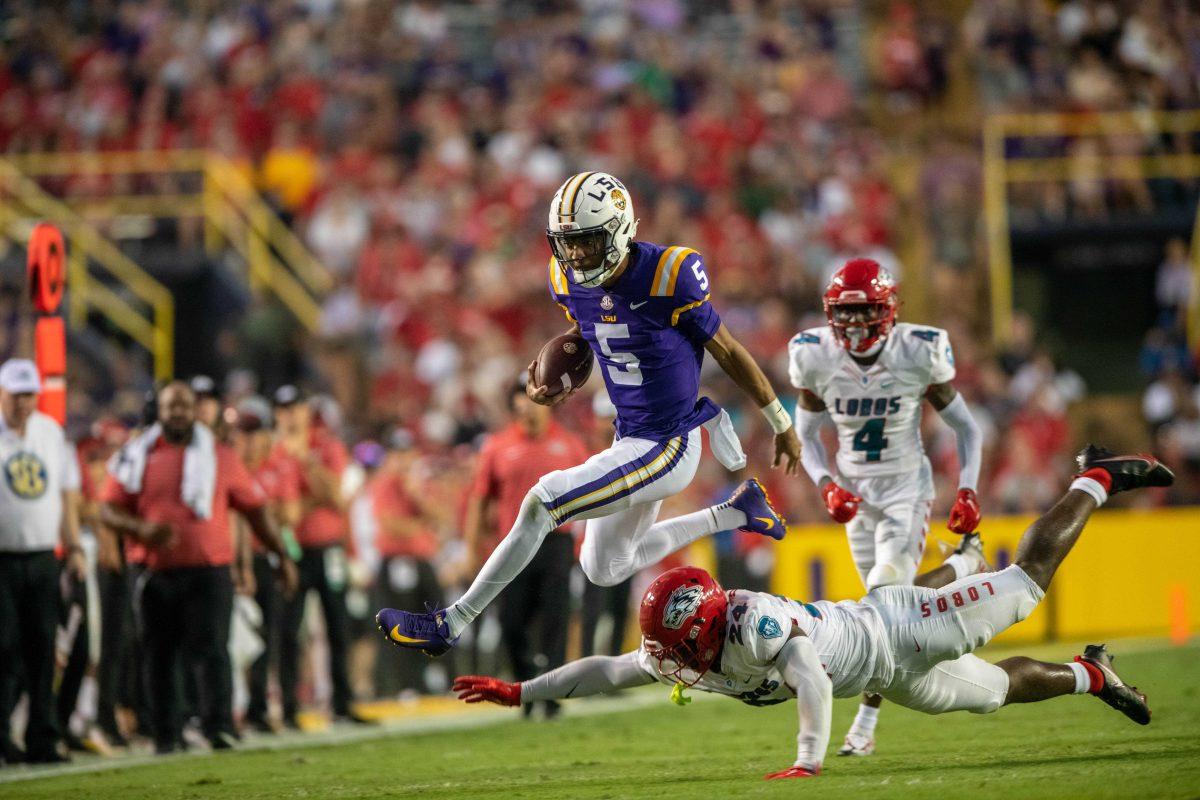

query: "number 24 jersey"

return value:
[787, 323, 956, 479]
[548, 240, 723, 443]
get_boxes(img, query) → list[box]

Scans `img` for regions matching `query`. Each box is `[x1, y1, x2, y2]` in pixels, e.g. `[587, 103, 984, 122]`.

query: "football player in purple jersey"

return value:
[378, 172, 801, 656]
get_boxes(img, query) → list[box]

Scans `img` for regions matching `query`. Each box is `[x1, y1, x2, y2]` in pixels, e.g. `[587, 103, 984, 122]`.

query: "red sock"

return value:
[1078, 468, 1112, 494]
[1073, 656, 1105, 693]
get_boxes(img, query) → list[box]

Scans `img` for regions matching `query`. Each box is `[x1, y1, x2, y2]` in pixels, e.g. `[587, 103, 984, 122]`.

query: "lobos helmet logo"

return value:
[610, 188, 627, 211]
[661, 585, 703, 630]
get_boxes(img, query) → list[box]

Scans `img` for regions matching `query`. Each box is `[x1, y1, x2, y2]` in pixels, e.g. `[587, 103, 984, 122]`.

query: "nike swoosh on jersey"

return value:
[389, 626, 430, 645]
[755, 516, 775, 529]
[630, 300, 648, 309]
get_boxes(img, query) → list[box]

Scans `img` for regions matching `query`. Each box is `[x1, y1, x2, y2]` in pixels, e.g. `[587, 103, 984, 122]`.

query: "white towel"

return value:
[107, 422, 217, 520]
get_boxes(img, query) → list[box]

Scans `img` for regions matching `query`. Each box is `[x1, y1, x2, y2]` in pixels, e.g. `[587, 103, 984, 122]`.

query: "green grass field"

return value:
[4, 641, 1199, 800]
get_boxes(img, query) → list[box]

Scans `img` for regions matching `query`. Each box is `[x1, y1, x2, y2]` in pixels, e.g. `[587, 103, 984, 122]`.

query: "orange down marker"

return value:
[27, 223, 67, 425]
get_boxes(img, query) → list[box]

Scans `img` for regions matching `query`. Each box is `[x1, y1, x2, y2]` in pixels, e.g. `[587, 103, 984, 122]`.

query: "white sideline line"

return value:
[0, 689, 666, 785]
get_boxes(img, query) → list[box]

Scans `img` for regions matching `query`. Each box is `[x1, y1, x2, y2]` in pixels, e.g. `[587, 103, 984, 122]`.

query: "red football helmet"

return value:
[638, 567, 728, 687]
[823, 258, 898, 355]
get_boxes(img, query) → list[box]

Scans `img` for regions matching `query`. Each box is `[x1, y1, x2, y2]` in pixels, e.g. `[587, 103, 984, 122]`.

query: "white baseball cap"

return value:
[0, 359, 41, 394]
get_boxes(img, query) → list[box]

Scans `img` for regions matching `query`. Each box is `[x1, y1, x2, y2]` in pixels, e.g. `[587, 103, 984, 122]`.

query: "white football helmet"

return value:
[547, 171, 638, 287]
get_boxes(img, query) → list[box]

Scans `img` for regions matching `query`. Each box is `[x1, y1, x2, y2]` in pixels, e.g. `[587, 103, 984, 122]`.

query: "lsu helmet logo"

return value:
[610, 188, 627, 211]
[5, 451, 47, 499]
[661, 585, 703, 630]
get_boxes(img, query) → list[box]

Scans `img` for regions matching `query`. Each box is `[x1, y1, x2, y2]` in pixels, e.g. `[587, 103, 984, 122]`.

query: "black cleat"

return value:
[1076, 644, 1151, 725]
[1075, 445, 1174, 494]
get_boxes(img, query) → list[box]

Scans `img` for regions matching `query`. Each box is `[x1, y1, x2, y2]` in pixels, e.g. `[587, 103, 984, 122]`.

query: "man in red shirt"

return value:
[230, 396, 303, 732]
[368, 430, 442, 696]
[272, 386, 366, 726]
[100, 382, 297, 754]
[463, 381, 589, 718]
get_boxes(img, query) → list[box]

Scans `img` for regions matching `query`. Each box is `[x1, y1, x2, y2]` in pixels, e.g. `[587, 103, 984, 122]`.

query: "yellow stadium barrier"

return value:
[770, 506, 1200, 645]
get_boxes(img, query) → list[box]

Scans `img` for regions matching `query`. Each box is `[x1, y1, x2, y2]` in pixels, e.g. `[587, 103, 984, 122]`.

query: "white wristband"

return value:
[761, 398, 792, 435]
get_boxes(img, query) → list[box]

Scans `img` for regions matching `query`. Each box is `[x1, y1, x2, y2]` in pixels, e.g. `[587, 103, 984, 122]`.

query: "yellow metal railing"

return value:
[0, 160, 174, 379]
[983, 111, 1200, 347]
[6, 150, 333, 332]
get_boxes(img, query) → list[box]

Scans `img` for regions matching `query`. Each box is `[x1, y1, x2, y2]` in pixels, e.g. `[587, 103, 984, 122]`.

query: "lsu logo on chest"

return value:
[832, 396, 901, 418]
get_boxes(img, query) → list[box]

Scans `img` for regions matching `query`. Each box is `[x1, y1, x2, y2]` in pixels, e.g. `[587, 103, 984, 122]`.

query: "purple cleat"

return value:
[376, 603, 458, 657]
[728, 478, 786, 540]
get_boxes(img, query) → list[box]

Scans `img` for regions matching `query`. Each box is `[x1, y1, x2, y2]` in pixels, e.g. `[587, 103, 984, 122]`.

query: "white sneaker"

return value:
[953, 532, 990, 574]
[836, 732, 875, 756]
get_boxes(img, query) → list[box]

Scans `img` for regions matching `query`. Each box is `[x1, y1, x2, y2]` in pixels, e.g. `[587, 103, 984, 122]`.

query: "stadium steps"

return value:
[1, 151, 333, 377]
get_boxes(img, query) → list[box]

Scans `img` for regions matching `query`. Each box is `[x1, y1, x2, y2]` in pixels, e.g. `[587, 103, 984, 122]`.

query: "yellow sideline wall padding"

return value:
[770, 507, 1200, 645]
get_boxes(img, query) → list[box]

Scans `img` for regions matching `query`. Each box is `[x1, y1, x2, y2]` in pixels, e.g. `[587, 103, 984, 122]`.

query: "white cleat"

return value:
[836, 732, 875, 757]
[954, 532, 991, 574]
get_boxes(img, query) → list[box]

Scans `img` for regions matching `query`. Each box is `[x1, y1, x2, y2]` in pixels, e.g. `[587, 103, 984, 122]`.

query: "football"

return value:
[533, 332, 594, 397]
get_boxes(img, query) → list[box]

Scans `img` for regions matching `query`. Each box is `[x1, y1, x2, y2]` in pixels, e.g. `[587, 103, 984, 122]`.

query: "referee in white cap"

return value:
[0, 359, 84, 765]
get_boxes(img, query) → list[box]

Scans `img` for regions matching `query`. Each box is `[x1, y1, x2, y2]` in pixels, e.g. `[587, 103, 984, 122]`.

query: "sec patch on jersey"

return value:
[534, 332, 594, 397]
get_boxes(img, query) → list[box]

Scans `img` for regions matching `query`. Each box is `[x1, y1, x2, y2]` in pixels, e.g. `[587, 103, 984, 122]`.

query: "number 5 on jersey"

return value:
[595, 322, 643, 386]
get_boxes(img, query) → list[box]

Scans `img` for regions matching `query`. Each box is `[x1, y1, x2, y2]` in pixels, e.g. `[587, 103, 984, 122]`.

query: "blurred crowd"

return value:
[963, 0, 1200, 223]
[0, 3, 1190, 519]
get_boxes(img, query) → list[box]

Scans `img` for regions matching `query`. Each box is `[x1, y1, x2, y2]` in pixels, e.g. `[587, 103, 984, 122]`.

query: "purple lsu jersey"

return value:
[548, 241, 723, 442]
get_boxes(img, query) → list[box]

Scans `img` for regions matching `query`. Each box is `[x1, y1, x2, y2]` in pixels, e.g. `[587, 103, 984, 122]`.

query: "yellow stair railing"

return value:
[7, 150, 333, 332]
[0, 159, 174, 380]
[983, 110, 1200, 348]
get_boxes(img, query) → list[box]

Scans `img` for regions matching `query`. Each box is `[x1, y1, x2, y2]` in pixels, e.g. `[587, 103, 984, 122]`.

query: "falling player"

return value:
[378, 171, 803, 655]
[787, 257, 984, 755]
[453, 447, 1171, 780]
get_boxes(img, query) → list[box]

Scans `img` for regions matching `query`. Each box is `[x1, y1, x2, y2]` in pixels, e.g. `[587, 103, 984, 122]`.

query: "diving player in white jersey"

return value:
[787, 257, 985, 755]
[453, 447, 1171, 781]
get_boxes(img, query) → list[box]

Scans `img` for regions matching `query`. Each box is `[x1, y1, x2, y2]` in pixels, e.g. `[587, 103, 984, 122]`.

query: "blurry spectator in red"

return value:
[990, 426, 1060, 514]
[230, 395, 302, 733]
[100, 381, 296, 754]
[85, 417, 137, 747]
[369, 429, 441, 697]
[463, 380, 588, 719]
[272, 386, 368, 726]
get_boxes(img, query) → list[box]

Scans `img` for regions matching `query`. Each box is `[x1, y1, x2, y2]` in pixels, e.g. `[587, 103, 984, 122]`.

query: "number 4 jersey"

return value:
[549, 241, 723, 442]
[787, 323, 955, 479]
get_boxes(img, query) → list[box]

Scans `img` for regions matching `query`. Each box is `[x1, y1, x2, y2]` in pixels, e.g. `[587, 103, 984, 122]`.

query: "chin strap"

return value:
[851, 337, 885, 357]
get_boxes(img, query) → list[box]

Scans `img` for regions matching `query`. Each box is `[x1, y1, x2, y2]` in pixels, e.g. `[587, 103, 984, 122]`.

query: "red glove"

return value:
[764, 766, 820, 780]
[821, 481, 861, 524]
[452, 675, 521, 707]
[947, 488, 981, 534]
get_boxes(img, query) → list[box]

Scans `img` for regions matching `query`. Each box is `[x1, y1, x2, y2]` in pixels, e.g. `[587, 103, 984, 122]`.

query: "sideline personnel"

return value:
[101, 381, 297, 753]
[0, 359, 84, 764]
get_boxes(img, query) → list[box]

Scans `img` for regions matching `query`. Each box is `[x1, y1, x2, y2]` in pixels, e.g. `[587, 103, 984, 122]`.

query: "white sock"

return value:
[849, 703, 880, 737]
[445, 495, 553, 638]
[630, 504, 742, 574]
[944, 553, 973, 580]
[1067, 661, 1091, 694]
[1069, 476, 1107, 507]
